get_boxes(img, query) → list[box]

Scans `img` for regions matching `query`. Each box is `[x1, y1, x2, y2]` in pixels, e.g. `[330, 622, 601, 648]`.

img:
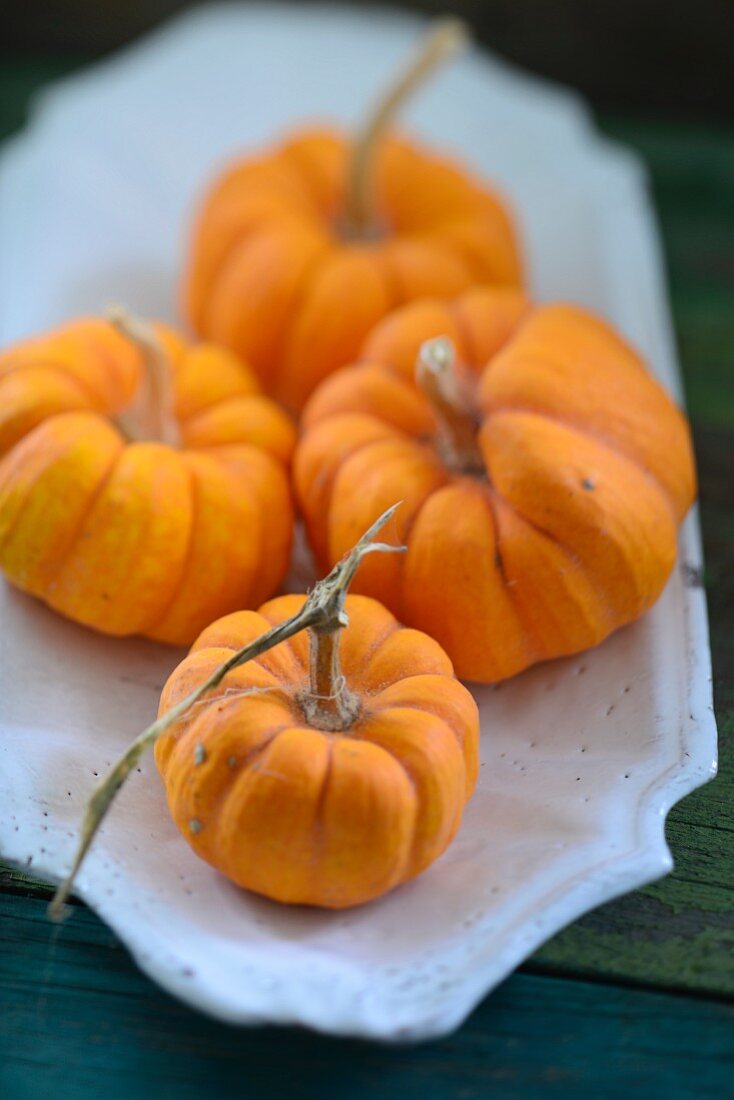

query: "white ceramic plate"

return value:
[0, 3, 717, 1041]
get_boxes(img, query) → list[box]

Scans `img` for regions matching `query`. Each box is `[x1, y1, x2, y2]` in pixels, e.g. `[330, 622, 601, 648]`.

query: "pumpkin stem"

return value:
[416, 336, 484, 473]
[47, 504, 406, 922]
[344, 18, 469, 238]
[301, 623, 361, 732]
[108, 306, 181, 447]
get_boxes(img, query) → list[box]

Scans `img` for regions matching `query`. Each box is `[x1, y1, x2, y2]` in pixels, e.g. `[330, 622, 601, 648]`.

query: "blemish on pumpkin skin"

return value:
[194, 743, 206, 766]
[189, 818, 203, 834]
[250, 764, 290, 783]
[581, 478, 595, 491]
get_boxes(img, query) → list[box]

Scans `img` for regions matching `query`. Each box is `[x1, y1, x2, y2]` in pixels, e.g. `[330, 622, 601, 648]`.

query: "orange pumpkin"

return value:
[0, 312, 295, 644]
[154, 511, 479, 908]
[183, 20, 523, 411]
[295, 293, 697, 682]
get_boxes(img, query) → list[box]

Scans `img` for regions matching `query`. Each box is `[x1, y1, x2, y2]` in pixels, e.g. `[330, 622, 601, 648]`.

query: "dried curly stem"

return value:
[108, 305, 180, 447]
[48, 503, 405, 921]
[417, 336, 484, 473]
[344, 18, 469, 237]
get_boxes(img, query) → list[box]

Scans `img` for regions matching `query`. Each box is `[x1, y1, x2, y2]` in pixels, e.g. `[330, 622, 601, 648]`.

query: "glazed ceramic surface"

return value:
[0, 3, 717, 1041]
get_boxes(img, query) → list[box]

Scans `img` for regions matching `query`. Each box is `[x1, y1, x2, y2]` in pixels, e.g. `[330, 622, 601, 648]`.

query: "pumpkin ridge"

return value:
[277, 135, 341, 222]
[203, 213, 322, 348]
[244, 457, 281, 611]
[271, 242, 339, 399]
[321, 430, 406, 554]
[166, 346, 259, 428]
[226, 723, 292, 776]
[175, 393, 243, 439]
[482, 424, 676, 626]
[480, 485, 543, 662]
[483, 403, 681, 519]
[159, 657, 287, 735]
[170, 721, 291, 849]
[392, 478, 446, 621]
[190, 610, 277, 655]
[324, 434, 447, 612]
[488, 493, 616, 651]
[177, 394, 296, 464]
[42, 437, 125, 589]
[346, 617, 403, 684]
[357, 300, 445, 379]
[3, 354, 108, 414]
[84, 326, 142, 415]
[194, 191, 294, 319]
[144, 456, 198, 635]
[214, 722, 311, 817]
[357, 706, 462, 875]
[174, 711, 291, 780]
[54, 444, 197, 635]
[0, 368, 95, 458]
[368, 680, 468, 751]
[192, 223, 257, 332]
[448, 294, 483, 372]
[374, 240, 414, 313]
[0, 418, 122, 579]
[308, 737, 334, 878]
[481, 472, 590, 587]
[359, 722, 420, 801]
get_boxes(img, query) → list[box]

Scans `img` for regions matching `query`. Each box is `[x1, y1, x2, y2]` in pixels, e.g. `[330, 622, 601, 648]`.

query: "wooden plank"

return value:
[1, 893, 733, 1100]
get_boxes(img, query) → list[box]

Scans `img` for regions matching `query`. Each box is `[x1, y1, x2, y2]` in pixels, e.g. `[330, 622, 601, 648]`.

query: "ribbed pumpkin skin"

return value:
[155, 593, 479, 909]
[295, 295, 697, 683]
[183, 128, 523, 411]
[0, 319, 296, 644]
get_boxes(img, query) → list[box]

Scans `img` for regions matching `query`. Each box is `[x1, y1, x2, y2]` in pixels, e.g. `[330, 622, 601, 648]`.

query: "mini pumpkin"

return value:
[49, 508, 479, 915]
[154, 508, 478, 908]
[183, 20, 523, 411]
[295, 296, 696, 682]
[0, 311, 295, 644]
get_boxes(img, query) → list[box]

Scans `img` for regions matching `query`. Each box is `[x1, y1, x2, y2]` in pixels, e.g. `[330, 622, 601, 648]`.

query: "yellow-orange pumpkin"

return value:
[295, 291, 697, 682]
[183, 21, 523, 411]
[156, 588, 478, 908]
[0, 314, 295, 643]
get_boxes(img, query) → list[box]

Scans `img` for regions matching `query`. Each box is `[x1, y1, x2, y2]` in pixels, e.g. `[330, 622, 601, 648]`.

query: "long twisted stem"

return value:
[344, 19, 469, 236]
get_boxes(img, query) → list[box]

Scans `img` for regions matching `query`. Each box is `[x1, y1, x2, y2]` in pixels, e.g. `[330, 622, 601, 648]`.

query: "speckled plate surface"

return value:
[0, 3, 717, 1041]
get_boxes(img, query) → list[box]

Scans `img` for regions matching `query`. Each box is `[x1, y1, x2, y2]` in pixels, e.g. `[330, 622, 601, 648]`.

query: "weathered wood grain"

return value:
[2, 894, 733, 1100]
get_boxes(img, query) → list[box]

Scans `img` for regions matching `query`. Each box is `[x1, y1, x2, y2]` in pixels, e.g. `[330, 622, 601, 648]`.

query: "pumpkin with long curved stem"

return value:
[183, 19, 523, 411]
[49, 506, 479, 915]
[295, 301, 696, 682]
[0, 311, 295, 643]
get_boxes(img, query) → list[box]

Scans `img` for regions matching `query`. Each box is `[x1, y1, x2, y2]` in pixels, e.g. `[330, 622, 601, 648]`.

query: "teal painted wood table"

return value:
[1, 61, 733, 1097]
